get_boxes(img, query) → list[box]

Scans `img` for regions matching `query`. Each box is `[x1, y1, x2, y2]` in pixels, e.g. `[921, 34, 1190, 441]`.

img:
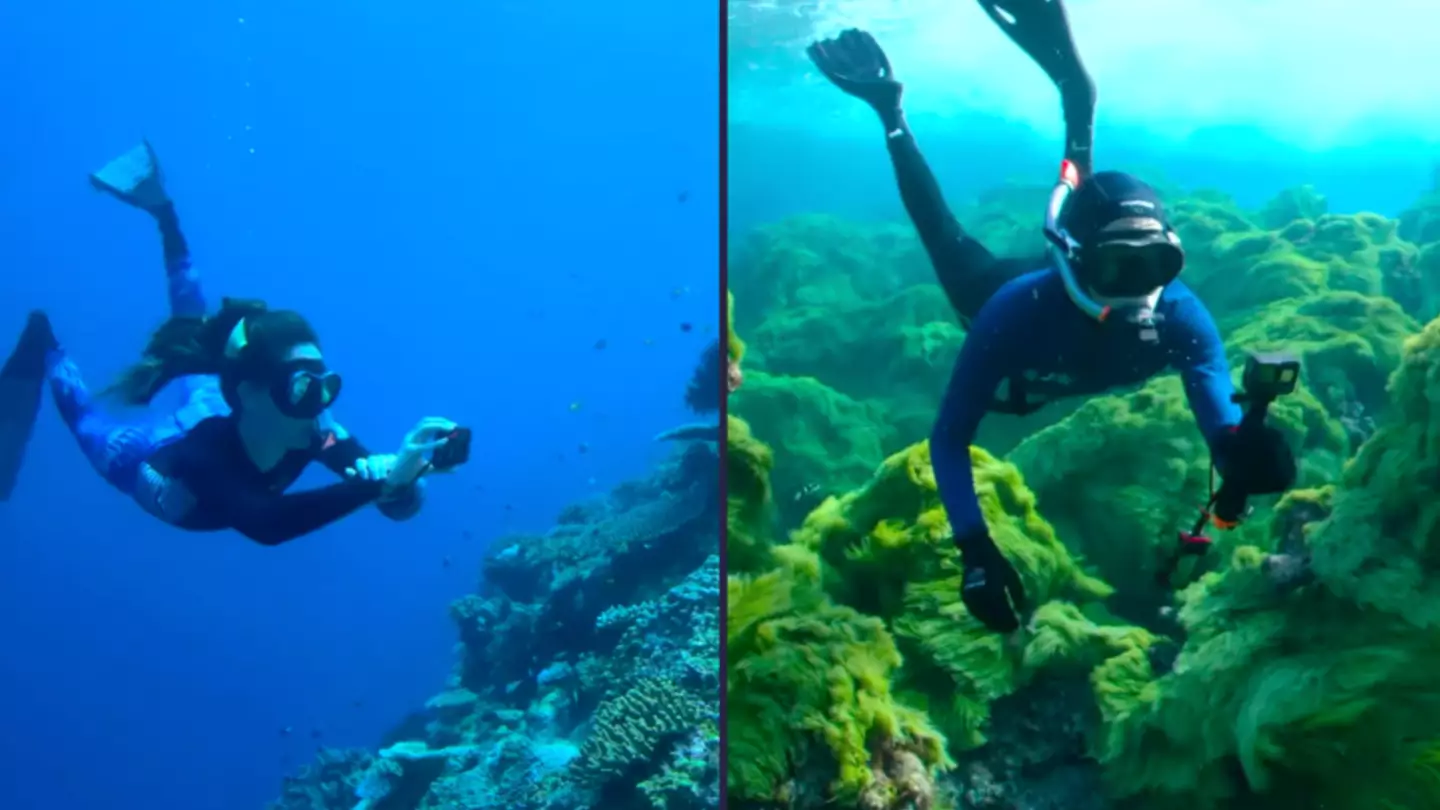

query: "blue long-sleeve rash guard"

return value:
[930, 269, 1242, 541]
[870, 113, 1241, 545]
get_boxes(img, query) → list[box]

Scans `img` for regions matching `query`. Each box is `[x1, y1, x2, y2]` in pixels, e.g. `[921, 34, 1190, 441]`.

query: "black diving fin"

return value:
[0, 312, 54, 501]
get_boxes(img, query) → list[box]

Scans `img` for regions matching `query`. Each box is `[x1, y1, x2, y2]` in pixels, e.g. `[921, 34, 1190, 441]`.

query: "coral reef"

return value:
[728, 176, 1440, 809]
[270, 441, 720, 810]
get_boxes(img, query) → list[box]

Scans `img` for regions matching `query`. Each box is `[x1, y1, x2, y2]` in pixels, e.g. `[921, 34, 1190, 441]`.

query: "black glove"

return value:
[957, 531, 1028, 633]
[805, 29, 903, 117]
[1214, 424, 1297, 498]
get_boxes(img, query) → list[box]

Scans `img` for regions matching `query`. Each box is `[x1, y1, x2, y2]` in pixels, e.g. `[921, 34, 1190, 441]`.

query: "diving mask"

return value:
[1082, 237, 1184, 298]
[1043, 162, 1184, 326]
[272, 360, 342, 419]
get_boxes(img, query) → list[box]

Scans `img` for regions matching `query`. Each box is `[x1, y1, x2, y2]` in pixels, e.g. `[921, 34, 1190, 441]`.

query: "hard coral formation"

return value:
[729, 175, 1440, 809]
[270, 439, 720, 810]
[574, 677, 706, 783]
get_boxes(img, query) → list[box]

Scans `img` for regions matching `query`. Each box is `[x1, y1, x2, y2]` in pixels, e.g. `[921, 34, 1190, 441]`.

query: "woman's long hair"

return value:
[107, 298, 319, 406]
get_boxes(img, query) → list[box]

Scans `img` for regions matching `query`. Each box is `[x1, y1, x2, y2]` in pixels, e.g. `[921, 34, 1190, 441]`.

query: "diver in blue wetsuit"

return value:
[809, 12, 1298, 633]
[0, 142, 466, 545]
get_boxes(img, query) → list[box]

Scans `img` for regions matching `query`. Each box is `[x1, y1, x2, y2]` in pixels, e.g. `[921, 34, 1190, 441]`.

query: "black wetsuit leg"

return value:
[880, 110, 1038, 327]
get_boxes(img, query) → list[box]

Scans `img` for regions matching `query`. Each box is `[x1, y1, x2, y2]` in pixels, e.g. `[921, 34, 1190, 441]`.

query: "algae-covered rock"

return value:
[727, 558, 951, 808]
[789, 442, 1111, 624]
[1227, 290, 1419, 435]
[728, 215, 935, 333]
[785, 441, 1143, 755]
[726, 433, 1153, 809]
[1007, 372, 1348, 624]
[1257, 185, 1327, 230]
[1397, 180, 1440, 247]
[726, 173, 1440, 810]
[1095, 315, 1440, 810]
[726, 415, 776, 576]
[730, 371, 889, 529]
[743, 285, 962, 432]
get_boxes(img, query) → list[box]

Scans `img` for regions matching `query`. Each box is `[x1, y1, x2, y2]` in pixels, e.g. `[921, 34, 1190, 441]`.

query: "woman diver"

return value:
[0, 142, 464, 545]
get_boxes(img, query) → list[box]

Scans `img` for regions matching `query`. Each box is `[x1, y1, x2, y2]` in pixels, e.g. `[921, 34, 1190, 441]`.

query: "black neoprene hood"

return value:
[1061, 171, 1171, 246]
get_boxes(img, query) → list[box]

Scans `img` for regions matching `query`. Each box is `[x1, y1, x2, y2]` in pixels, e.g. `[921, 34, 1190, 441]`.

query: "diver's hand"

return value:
[958, 534, 1027, 634]
[344, 454, 398, 482]
[1215, 425, 1297, 497]
[386, 417, 459, 491]
[806, 29, 902, 114]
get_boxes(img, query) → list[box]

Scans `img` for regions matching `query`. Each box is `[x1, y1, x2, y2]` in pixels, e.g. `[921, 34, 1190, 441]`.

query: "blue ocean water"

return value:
[727, 0, 1440, 233]
[0, 2, 716, 809]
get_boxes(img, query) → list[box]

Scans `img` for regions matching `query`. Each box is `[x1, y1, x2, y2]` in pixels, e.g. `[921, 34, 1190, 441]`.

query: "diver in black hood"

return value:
[807, 0, 1298, 634]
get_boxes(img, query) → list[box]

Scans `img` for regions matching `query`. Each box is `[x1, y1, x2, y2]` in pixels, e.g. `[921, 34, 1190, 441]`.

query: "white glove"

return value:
[385, 417, 459, 491]
[344, 454, 398, 482]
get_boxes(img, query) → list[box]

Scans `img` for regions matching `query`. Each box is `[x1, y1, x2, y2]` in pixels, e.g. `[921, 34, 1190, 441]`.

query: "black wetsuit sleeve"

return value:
[318, 434, 369, 475]
[881, 112, 1039, 325]
[187, 461, 385, 545]
[316, 431, 425, 522]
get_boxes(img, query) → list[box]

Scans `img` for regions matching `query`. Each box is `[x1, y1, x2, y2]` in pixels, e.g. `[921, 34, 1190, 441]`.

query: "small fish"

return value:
[462, 530, 473, 541]
[504, 504, 514, 511]
[310, 729, 323, 740]
[677, 190, 689, 203]
[279, 726, 293, 737]
[577, 442, 590, 454]
[442, 556, 452, 569]
[594, 339, 607, 350]
[643, 337, 655, 346]
[680, 322, 693, 333]
[352, 699, 364, 709]
[671, 286, 690, 300]
[569, 402, 582, 412]
[793, 483, 821, 502]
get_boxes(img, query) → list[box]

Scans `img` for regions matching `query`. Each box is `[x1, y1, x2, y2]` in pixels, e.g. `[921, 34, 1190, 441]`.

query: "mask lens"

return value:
[273, 368, 342, 418]
[290, 374, 312, 405]
[1086, 242, 1181, 297]
[319, 373, 340, 405]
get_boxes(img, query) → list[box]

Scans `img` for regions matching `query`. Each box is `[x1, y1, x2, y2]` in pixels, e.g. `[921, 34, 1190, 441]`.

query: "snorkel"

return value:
[1042, 160, 1174, 335]
[1043, 159, 1109, 320]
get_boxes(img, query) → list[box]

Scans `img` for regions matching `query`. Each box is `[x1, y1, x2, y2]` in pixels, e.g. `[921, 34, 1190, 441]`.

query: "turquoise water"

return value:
[728, 0, 1440, 231]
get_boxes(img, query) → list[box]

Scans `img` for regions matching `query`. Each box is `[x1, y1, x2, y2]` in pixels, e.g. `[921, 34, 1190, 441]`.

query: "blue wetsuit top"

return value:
[931, 269, 1242, 540]
[138, 416, 420, 545]
[873, 113, 1242, 545]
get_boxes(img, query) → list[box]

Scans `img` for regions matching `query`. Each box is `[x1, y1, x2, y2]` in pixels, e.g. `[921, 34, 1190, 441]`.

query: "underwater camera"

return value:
[1238, 350, 1300, 403]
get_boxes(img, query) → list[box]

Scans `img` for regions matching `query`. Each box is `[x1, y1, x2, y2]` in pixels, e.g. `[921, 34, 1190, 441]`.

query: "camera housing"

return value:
[1241, 350, 1300, 402]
